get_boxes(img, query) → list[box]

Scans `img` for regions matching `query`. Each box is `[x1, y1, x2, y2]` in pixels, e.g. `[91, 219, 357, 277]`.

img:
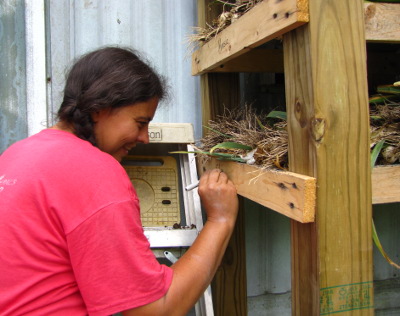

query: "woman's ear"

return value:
[91, 111, 100, 123]
[91, 108, 111, 123]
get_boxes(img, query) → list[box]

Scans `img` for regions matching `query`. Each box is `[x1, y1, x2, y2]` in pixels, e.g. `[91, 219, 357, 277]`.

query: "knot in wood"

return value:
[294, 99, 307, 128]
[310, 117, 326, 142]
[364, 4, 376, 21]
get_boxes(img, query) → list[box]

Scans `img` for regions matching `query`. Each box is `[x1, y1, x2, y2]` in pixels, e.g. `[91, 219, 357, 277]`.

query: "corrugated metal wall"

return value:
[46, 0, 201, 139]
[0, 0, 201, 154]
[0, 0, 27, 153]
[245, 201, 292, 315]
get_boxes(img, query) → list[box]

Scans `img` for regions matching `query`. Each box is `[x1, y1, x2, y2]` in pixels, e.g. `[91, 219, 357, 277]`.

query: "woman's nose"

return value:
[137, 127, 150, 144]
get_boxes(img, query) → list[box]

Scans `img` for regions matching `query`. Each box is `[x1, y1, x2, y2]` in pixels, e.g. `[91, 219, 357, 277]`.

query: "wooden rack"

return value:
[193, 0, 399, 315]
[193, 2, 400, 75]
[195, 0, 400, 219]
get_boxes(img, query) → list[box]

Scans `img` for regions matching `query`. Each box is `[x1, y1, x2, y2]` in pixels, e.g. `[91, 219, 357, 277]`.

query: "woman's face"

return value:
[92, 97, 158, 162]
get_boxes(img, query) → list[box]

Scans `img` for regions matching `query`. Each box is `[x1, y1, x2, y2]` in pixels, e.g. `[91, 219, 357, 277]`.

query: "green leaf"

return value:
[203, 125, 231, 138]
[370, 139, 399, 269]
[377, 85, 400, 95]
[209, 142, 253, 154]
[169, 150, 238, 158]
[211, 152, 240, 158]
[267, 111, 287, 120]
[370, 140, 385, 169]
[255, 116, 266, 129]
[369, 94, 399, 104]
[169, 149, 246, 163]
[169, 150, 206, 155]
[372, 220, 400, 269]
[215, 155, 246, 163]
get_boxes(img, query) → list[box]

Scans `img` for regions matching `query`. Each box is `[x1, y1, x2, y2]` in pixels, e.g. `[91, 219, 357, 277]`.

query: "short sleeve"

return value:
[66, 198, 173, 316]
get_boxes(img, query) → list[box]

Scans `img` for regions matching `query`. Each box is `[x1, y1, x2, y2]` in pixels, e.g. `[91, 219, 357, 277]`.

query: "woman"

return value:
[0, 47, 238, 315]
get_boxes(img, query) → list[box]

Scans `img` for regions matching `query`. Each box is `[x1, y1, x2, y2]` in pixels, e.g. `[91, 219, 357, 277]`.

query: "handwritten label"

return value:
[320, 281, 373, 314]
[218, 38, 230, 53]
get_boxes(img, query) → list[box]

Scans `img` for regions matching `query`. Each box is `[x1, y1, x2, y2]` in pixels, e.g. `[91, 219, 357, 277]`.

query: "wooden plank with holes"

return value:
[365, 2, 400, 42]
[372, 165, 400, 204]
[200, 159, 316, 223]
[192, 0, 309, 75]
[284, 0, 374, 314]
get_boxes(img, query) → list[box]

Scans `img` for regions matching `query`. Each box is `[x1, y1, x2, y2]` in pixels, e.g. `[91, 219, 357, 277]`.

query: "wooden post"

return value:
[200, 71, 248, 316]
[197, 1, 247, 315]
[284, 0, 374, 315]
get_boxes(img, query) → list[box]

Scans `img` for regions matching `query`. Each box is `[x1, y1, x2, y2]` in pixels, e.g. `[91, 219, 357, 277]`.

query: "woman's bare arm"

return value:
[122, 169, 238, 316]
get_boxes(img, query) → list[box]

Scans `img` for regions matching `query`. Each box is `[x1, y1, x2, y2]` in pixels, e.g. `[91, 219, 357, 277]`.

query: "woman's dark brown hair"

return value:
[57, 47, 168, 146]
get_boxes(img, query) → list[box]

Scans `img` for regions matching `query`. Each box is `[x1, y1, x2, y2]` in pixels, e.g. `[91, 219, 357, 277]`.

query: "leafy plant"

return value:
[369, 83, 400, 105]
[371, 141, 400, 269]
[209, 141, 252, 154]
[170, 144, 249, 163]
[370, 140, 385, 169]
[266, 110, 287, 120]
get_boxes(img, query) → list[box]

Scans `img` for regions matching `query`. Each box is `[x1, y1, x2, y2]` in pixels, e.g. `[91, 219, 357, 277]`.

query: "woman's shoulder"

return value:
[46, 129, 124, 172]
[2, 129, 131, 192]
[13, 129, 125, 177]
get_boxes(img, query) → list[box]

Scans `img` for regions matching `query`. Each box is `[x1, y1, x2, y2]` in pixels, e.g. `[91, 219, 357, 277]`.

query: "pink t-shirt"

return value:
[0, 129, 173, 315]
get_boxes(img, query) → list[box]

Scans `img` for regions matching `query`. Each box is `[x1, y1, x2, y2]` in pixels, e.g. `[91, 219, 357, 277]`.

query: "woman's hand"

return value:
[197, 169, 239, 227]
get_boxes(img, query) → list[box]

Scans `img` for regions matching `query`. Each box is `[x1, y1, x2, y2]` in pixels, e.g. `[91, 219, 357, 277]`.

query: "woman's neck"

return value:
[50, 122, 75, 134]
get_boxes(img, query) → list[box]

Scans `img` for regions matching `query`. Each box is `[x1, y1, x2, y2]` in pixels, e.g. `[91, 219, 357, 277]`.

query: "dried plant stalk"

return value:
[370, 102, 400, 164]
[187, 0, 264, 51]
[198, 101, 400, 170]
[199, 105, 288, 170]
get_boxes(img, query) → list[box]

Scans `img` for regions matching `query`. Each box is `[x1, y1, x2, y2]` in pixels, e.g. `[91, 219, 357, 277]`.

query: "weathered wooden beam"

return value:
[365, 2, 400, 42]
[197, 156, 398, 225]
[200, 159, 316, 223]
[199, 73, 247, 315]
[192, 0, 309, 75]
[200, 74, 248, 315]
[197, 2, 248, 315]
[211, 198, 247, 316]
[372, 165, 400, 204]
[284, 0, 374, 315]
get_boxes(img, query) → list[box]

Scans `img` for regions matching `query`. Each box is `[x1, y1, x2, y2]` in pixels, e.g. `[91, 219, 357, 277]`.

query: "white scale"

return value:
[121, 123, 213, 316]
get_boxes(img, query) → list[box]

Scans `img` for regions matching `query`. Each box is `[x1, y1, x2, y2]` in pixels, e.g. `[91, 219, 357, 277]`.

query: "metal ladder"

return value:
[122, 123, 214, 316]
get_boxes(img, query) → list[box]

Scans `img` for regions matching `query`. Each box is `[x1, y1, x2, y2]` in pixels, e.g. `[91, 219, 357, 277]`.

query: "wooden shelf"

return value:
[192, 0, 308, 75]
[200, 160, 400, 223]
[372, 165, 400, 204]
[192, 2, 399, 75]
[365, 2, 400, 43]
[200, 158, 316, 223]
